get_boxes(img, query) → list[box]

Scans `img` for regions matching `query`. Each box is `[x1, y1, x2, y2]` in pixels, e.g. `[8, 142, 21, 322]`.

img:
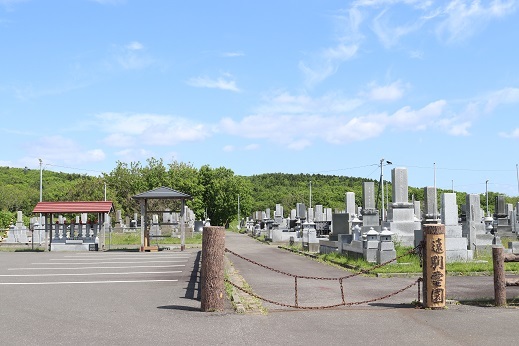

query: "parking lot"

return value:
[0, 250, 194, 286]
[2, 240, 519, 345]
[0, 249, 210, 345]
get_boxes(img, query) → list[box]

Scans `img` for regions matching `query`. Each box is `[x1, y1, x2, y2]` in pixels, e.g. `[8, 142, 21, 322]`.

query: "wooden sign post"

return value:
[423, 224, 446, 309]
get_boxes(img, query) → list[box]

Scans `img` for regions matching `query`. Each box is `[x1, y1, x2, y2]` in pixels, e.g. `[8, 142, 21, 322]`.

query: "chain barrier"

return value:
[225, 242, 425, 310]
[225, 242, 423, 281]
[225, 277, 422, 310]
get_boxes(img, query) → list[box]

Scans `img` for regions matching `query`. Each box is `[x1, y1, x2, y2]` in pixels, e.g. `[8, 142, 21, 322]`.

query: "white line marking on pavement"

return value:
[0, 271, 182, 277]
[50, 257, 189, 262]
[0, 280, 178, 285]
[62, 256, 192, 260]
[9, 265, 185, 271]
[32, 260, 186, 265]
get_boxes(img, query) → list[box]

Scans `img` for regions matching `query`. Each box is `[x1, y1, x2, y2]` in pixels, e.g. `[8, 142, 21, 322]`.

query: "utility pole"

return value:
[379, 159, 392, 222]
[516, 163, 518, 196]
[380, 159, 384, 222]
[309, 181, 312, 209]
[433, 163, 437, 221]
[486, 179, 490, 217]
[39, 158, 43, 202]
[237, 194, 240, 229]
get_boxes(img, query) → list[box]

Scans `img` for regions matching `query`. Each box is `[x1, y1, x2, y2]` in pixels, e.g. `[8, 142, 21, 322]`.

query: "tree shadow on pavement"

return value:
[183, 250, 201, 301]
[156, 305, 201, 312]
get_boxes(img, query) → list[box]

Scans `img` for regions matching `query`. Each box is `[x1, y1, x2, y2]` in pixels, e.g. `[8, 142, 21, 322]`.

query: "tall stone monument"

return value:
[461, 194, 492, 253]
[441, 193, 473, 261]
[361, 182, 379, 232]
[384, 167, 420, 246]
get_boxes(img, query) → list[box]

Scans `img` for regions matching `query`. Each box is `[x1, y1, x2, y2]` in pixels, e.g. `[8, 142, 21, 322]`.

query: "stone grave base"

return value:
[51, 243, 95, 251]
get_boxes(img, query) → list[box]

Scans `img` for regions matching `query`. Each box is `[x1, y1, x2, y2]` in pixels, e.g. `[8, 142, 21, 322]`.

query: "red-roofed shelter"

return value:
[33, 201, 114, 214]
[32, 201, 114, 251]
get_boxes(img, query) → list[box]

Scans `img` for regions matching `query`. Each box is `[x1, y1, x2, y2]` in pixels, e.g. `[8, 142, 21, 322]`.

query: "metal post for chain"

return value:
[422, 224, 446, 309]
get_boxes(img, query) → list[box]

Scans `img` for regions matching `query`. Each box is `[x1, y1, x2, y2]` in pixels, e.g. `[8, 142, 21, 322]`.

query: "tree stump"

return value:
[200, 226, 225, 312]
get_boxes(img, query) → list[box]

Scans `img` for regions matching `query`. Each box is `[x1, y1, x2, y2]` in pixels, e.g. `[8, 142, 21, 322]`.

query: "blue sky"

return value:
[1, 0, 519, 197]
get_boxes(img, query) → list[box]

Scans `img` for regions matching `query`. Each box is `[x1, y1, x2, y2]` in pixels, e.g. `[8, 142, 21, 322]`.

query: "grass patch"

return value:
[107, 232, 202, 246]
[14, 248, 44, 252]
[457, 298, 519, 307]
[307, 244, 519, 275]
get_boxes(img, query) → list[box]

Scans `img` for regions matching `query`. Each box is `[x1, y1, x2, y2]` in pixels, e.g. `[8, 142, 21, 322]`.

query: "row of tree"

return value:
[1, 159, 517, 229]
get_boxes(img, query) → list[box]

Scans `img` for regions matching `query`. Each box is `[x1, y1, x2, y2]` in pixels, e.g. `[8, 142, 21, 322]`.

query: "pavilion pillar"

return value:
[140, 200, 146, 250]
[180, 199, 186, 251]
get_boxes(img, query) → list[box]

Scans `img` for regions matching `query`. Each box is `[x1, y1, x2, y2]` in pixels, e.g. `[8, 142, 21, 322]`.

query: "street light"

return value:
[485, 179, 489, 217]
[39, 159, 43, 202]
[380, 159, 392, 222]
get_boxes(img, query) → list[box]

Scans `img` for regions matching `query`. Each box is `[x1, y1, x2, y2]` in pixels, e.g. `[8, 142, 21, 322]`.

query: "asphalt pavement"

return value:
[0, 233, 518, 345]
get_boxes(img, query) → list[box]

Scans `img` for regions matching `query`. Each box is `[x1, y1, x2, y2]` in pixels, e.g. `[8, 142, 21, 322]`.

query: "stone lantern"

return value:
[363, 227, 380, 263]
[380, 227, 394, 242]
[377, 227, 397, 264]
[365, 227, 379, 241]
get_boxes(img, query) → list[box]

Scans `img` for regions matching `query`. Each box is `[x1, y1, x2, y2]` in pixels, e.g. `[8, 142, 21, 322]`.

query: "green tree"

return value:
[104, 161, 145, 217]
[199, 165, 252, 227]
[167, 161, 204, 219]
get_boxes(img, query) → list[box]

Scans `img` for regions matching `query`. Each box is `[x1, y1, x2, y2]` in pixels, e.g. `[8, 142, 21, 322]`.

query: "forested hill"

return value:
[1, 161, 514, 228]
[246, 173, 377, 212]
[0, 166, 94, 212]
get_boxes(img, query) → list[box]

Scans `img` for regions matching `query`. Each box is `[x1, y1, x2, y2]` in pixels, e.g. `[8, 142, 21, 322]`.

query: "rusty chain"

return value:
[225, 242, 423, 281]
[225, 243, 424, 310]
[225, 277, 422, 310]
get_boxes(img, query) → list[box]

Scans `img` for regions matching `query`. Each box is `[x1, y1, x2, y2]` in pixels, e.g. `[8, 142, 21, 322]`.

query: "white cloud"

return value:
[287, 139, 312, 150]
[187, 74, 240, 92]
[484, 87, 519, 113]
[409, 50, 424, 59]
[0, 0, 27, 9]
[90, 0, 125, 5]
[257, 90, 364, 115]
[222, 143, 259, 152]
[299, 44, 358, 87]
[114, 41, 153, 70]
[223, 145, 235, 152]
[443, 120, 471, 136]
[126, 41, 144, 51]
[436, 0, 517, 43]
[372, 8, 427, 48]
[344, 0, 517, 51]
[95, 112, 211, 147]
[115, 148, 154, 162]
[244, 144, 259, 151]
[218, 90, 457, 149]
[27, 136, 106, 165]
[221, 51, 244, 57]
[391, 100, 447, 130]
[499, 128, 519, 138]
[326, 115, 387, 144]
[365, 80, 406, 101]
[103, 133, 135, 148]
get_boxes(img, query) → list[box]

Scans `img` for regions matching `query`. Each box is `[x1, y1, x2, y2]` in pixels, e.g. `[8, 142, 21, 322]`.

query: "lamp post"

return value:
[309, 180, 312, 209]
[39, 159, 43, 202]
[485, 180, 489, 217]
[380, 159, 392, 222]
